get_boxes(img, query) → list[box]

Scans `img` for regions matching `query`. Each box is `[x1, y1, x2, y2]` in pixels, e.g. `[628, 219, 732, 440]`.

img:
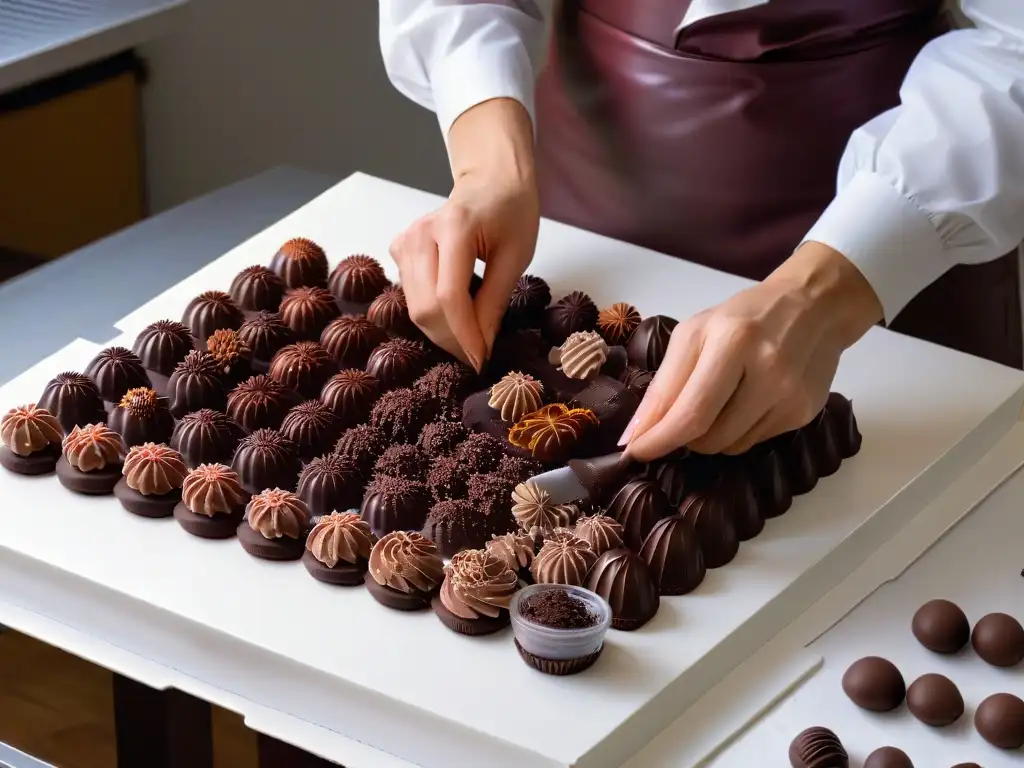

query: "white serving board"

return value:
[2, 173, 1024, 768]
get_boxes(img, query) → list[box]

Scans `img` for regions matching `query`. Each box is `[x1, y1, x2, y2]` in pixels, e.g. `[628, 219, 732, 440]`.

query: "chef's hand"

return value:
[622, 243, 883, 460]
[389, 98, 539, 372]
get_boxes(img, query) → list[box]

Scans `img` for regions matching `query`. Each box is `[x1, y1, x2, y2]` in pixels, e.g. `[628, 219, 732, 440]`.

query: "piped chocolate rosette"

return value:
[57, 423, 127, 495]
[511, 480, 577, 541]
[238, 488, 310, 561]
[173, 463, 248, 538]
[531, 529, 598, 587]
[365, 531, 444, 611]
[486, 532, 536, 583]
[548, 330, 609, 381]
[487, 372, 543, 424]
[433, 549, 519, 636]
[114, 443, 188, 518]
[0, 404, 64, 475]
[574, 515, 625, 557]
[302, 511, 377, 585]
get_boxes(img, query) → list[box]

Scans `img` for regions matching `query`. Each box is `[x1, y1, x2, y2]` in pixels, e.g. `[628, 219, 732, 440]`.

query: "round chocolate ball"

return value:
[949, 764, 982, 768]
[912, 599, 970, 654]
[974, 692, 1024, 749]
[841, 657, 906, 713]
[906, 673, 963, 727]
[971, 612, 1024, 668]
[863, 747, 913, 768]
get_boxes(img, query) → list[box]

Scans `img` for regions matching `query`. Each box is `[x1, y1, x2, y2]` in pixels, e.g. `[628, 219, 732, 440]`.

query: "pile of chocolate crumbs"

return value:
[521, 589, 598, 629]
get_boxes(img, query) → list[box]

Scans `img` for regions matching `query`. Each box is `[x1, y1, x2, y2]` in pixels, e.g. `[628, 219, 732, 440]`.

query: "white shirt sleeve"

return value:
[802, 0, 1024, 323]
[378, 1, 546, 140]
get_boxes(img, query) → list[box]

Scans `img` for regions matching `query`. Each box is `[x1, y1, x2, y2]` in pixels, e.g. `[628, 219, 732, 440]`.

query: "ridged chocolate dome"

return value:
[237, 311, 294, 370]
[320, 369, 379, 428]
[328, 254, 389, 303]
[606, 480, 671, 551]
[37, 372, 106, 434]
[788, 727, 848, 768]
[678, 486, 739, 569]
[775, 428, 819, 495]
[334, 424, 387, 479]
[231, 428, 301, 495]
[269, 341, 337, 399]
[360, 474, 431, 538]
[85, 347, 151, 403]
[296, 452, 364, 516]
[504, 274, 551, 330]
[584, 547, 660, 631]
[367, 285, 414, 336]
[747, 445, 792, 519]
[639, 515, 705, 595]
[166, 351, 228, 419]
[626, 315, 677, 371]
[226, 374, 295, 433]
[320, 314, 387, 368]
[230, 265, 284, 312]
[181, 290, 244, 343]
[365, 338, 427, 391]
[279, 286, 340, 341]
[268, 237, 329, 289]
[170, 409, 244, 468]
[809, 403, 843, 478]
[711, 464, 763, 541]
[133, 320, 192, 375]
[542, 290, 598, 346]
[619, 365, 653, 396]
[108, 388, 174, 448]
[826, 392, 862, 459]
[280, 399, 343, 461]
[645, 451, 710, 507]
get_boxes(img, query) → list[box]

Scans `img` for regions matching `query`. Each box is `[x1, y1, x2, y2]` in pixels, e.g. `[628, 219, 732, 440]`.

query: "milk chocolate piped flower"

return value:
[511, 480, 577, 538]
[485, 531, 535, 572]
[123, 443, 188, 496]
[182, 463, 246, 516]
[488, 372, 543, 423]
[368, 531, 444, 593]
[440, 549, 518, 620]
[1, 404, 63, 456]
[598, 303, 641, 345]
[306, 511, 377, 568]
[63, 424, 125, 472]
[531, 529, 598, 586]
[549, 330, 609, 380]
[246, 488, 309, 539]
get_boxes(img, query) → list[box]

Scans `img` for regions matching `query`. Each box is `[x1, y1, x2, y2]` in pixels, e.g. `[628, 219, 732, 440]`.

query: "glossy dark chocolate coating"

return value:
[585, 547, 659, 631]
[841, 657, 906, 712]
[504, 274, 551, 330]
[625, 315, 677, 371]
[85, 347, 151, 403]
[280, 400, 343, 461]
[863, 747, 912, 768]
[296, 453, 364, 517]
[606, 480, 670, 552]
[170, 409, 243, 468]
[639, 515, 705, 595]
[37, 372, 106, 434]
[787, 727, 848, 768]
[231, 428, 301, 495]
[974, 692, 1024, 749]
[181, 291, 244, 342]
[237, 311, 294, 367]
[133, 320, 192, 376]
[971, 612, 1024, 667]
[360, 475, 431, 538]
[911, 599, 970, 655]
[230, 266, 284, 312]
[906, 673, 964, 727]
[108, 397, 175, 448]
[365, 338, 427, 391]
[678, 486, 739, 569]
[542, 291, 599, 346]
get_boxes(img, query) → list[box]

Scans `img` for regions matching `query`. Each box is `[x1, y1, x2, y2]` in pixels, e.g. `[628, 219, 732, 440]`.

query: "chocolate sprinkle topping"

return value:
[427, 454, 472, 501]
[417, 420, 469, 457]
[374, 443, 428, 481]
[520, 589, 598, 629]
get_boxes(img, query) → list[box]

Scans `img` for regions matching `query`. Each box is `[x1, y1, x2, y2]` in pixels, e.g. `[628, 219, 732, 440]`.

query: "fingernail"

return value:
[617, 416, 641, 446]
[467, 353, 483, 374]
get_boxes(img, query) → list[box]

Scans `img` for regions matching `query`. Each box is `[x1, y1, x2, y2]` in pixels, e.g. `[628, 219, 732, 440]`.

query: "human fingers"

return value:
[474, 244, 531, 358]
[720, 407, 777, 456]
[435, 208, 488, 371]
[687, 373, 772, 455]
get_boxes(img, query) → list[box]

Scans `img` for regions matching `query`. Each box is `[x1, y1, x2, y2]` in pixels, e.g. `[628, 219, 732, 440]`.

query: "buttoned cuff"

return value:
[801, 172, 952, 323]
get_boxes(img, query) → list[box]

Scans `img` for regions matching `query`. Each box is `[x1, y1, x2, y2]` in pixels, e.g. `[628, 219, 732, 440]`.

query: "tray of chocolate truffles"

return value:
[0, 237, 863, 674]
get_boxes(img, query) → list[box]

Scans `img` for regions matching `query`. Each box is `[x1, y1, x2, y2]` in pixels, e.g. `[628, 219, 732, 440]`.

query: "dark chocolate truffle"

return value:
[497, 453, 543, 484]
[279, 286, 340, 340]
[906, 673, 964, 727]
[320, 369, 379, 427]
[269, 341, 337, 399]
[543, 291, 599, 346]
[639, 515, 705, 595]
[626, 315, 677, 371]
[365, 338, 426, 391]
[747, 445, 793, 519]
[788, 727, 848, 768]
[296, 452, 364, 516]
[619, 365, 653, 397]
[230, 265, 284, 312]
[418, 420, 469, 458]
[568, 374, 640, 456]
[713, 463, 763, 541]
[205, 328, 252, 384]
[488, 328, 547, 378]
[170, 409, 243, 468]
[911, 599, 970, 655]
[505, 274, 551, 330]
[269, 237, 329, 289]
[369, 387, 438, 444]
[971, 612, 1024, 667]
[373, 444, 428, 482]
[361, 474, 431, 537]
[334, 424, 387, 479]
[863, 747, 913, 768]
[826, 392, 862, 459]
[166, 351, 228, 418]
[974, 692, 1024, 749]
[841, 657, 906, 713]
[466, 472, 517, 522]
[367, 284, 414, 336]
[108, 388, 174, 448]
[133, 320, 192, 376]
[775, 427, 819, 495]
[606, 480, 670, 552]
[181, 290, 244, 343]
[422, 498, 488, 557]
[85, 347, 151, 403]
[320, 314, 388, 368]
[678, 486, 740, 569]
[328, 254, 389, 303]
[226, 374, 295, 433]
[455, 432, 506, 474]
[414, 362, 477, 420]
[809, 402, 843, 478]
[280, 399, 343, 461]
[37, 372, 106, 434]
[567, 452, 632, 505]
[427, 453, 472, 502]
[597, 302, 642, 347]
[237, 311, 294, 371]
[585, 547, 659, 631]
[231, 428, 301, 495]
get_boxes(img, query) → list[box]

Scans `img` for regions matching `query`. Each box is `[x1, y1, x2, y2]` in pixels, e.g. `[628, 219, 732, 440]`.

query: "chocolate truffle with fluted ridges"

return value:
[639, 515, 705, 595]
[320, 369, 379, 428]
[532, 529, 597, 586]
[427, 454, 472, 502]
[575, 514, 624, 558]
[181, 291, 244, 343]
[417, 420, 468, 458]
[328, 254, 389, 303]
[230, 265, 283, 312]
[174, 463, 247, 538]
[644, 451, 700, 507]
[488, 372, 543, 424]
[334, 424, 387, 479]
[373, 443, 428, 482]
[109, 388, 174, 448]
[166, 351, 227, 419]
[361, 474, 431, 537]
[227, 374, 295, 433]
[605, 480, 670, 552]
[370, 387, 438, 444]
[504, 274, 551, 330]
[269, 237, 328, 289]
[679, 485, 740, 569]
[297, 452, 363, 517]
[239, 488, 310, 560]
[747, 444, 792, 519]
[37, 372, 106, 435]
[269, 341, 336, 399]
[423, 498, 488, 557]
[279, 286, 340, 340]
[320, 315, 387, 369]
[619, 365, 653, 397]
[0, 404, 63, 475]
[414, 362, 476, 419]
[85, 347, 150, 403]
[280, 399, 343, 461]
[206, 328, 251, 384]
[512, 480, 577, 539]
[598, 303, 641, 346]
[367, 284, 414, 336]
[788, 727, 848, 768]
[712, 464, 763, 541]
[585, 547, 659, 630]
[543, 291, 599, 346]
[456, 432, 506, 474]
[626, 315, 677, 371]
[774, 427, 819, 495]
[170, 409, 243, 469]
[231, 428, 301, 495]
[237, 311, 293, 372]
[134, 320, 192, 376]
[826, 392, 862, 459]
[303, 512, 378, 584]
[508, 403, 598, 464]
[809, 401, 843, 478]
[365, 338, 426, 391]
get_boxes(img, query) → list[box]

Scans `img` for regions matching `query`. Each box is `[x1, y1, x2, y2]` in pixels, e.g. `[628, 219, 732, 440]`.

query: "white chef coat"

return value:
[378, 1, 1024, 322]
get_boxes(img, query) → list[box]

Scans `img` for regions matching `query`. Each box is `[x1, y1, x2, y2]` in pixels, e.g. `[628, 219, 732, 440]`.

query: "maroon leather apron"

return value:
[536, 0, 1022, 368]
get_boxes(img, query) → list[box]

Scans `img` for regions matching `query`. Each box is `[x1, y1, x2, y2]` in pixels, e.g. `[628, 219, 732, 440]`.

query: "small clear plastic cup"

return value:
[510, 583, 612, 661]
